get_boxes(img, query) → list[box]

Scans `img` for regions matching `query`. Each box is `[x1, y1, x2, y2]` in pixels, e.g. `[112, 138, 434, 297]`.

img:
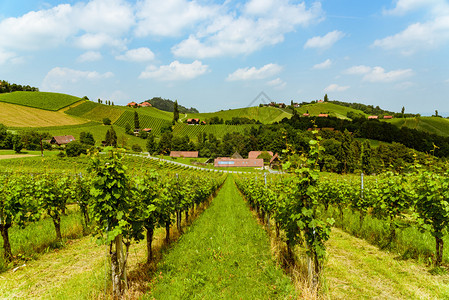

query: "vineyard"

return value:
[114, 111, 171, 134]
[173, 123, 258, 139]
[0, 91, 82, 111]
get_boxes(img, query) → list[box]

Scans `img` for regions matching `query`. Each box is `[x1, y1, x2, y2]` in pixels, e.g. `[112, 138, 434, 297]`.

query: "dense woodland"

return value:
[147, 97, 199, 113]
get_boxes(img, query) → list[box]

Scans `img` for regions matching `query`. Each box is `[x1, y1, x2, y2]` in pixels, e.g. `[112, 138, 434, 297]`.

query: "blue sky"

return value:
[0, 0, 448, 115]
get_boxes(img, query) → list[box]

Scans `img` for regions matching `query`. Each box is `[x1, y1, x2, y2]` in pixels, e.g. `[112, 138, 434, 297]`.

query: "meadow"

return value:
[0, 91, 81, 111]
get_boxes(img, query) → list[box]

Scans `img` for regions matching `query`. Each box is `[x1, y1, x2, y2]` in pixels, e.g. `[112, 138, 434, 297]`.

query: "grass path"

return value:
[325, 228, 449, 299]
[146, 176, 296, 299]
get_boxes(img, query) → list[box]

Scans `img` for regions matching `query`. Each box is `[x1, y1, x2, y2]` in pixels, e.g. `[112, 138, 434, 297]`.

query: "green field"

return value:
[0, 91, 82, 111]
[296, 102, 368, 119]
[173, 123, 258, 139]
[385, 116, 449, 137]
[114, 111, 172, 135]
[187, 106, 292, 124]
[123, 106, 173, 121]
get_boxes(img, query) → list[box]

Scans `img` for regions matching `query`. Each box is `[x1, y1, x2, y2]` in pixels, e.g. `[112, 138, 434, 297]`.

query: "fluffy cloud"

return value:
[116, 48, 155, 62]
[75, 33, 126, 50]
[267, 78, 286, 89]
[324, 84, 349, 92]
[173, 1, 323, 58]
[42, 67, 113, 91]
[135, 0, 218, 37]
[226, 64, 283, 81]
[363, 67, 414, 83]
[139, 60, 209, 81]
[304, 30, 345, 50]
[376, 0, 449, 54]
[77, 51, 102, 62]
[344, 65, 414, 82]
[312, 59, 332, 69]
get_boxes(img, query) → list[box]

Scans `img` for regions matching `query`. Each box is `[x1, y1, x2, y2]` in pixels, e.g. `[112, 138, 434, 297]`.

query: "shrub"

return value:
[65, 141, 87, 157]
[103, 118, 112, 125]
[131, 144, 142, 152]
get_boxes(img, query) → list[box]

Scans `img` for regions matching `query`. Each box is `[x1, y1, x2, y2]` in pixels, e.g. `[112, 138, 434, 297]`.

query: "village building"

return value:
[231, 151, 243, 159]
[248, 151, 274, 159]
[127, 102, 137, 107]
[170, 151, 199, 158]
[187, 118, 200, 125]
[383, 115, 393, 119]
[214, 157, 264, 168]
[270, 153, 281, 169]
[50, 135, 75, 146]
[318, 113, 329, 117]
[368, 116, 378, 120]
[141, 128, 152, 132]
[140, 102, 152, 107]
[302, 113, 310, 117]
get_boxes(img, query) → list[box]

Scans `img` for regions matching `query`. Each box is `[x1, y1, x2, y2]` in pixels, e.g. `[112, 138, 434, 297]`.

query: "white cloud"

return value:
[363, 66, 414, 82]
[324, 84, 349, 92]
[0, 49, 17, 64]
[77, 51, 102, 62]
[383, 0, 448, 16]
[139, 60, 209, 81]
[226, 63, 283, 81]
[343, 65, 372, 74]
[42, 67, 113, 91]
[312, 59, 332, 69]
[116, 47, 155, 62]
[135, 0, 218, 37]
[75, 33, 126, 50]
[304, 30, 346, 50]
[267, 77, 286, 89]
[173, 1, 323, 58]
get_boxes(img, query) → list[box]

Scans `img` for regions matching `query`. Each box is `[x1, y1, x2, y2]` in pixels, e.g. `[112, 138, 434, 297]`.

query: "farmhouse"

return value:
[302, 113, 310, 117]
[142, 128, 152, 132]
[318, 114, 329, 117]
[127, 102, 137, 107]
[170, 151, 198, 158]
[248, 151, 273, 159]
[140, 102, 152, 107]
[50, 135, 75, 146]
[187, 118, 200, 125]
[214, 157, 264, 168]
[368, 116, 378, 120]
[383, 115, 393, 119]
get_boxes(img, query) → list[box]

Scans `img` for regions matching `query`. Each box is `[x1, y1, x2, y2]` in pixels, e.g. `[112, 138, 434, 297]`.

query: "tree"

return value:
[125, 123, 133, 135]
[80, 131, 95, 146]
[173, 100, 179, 122]
[324, 94, 329, 102]
[361, 140, 373, 175]
[435, 110, 439, 117]
[146, 133, 157, 153]
[66, 141, 87, 157]
[134, 111, 140, 129]
[401, 106, 405, 118]
[105, 126, 117, 147]
[103, 118, 111, 125]
[12, 135, 23, 153]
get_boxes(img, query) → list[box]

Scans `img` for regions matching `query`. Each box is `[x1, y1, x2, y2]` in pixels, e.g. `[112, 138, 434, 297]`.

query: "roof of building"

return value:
[214, 158, 264, 168]
[170, 151, 199, 158]
[270, 153, 280, 164]
[51, 135, 75, 145]
[231, 151, 243, 159]
[318, 114, 329, 117]
[248, 151, 274, 159]
[368, 116, 378, 119]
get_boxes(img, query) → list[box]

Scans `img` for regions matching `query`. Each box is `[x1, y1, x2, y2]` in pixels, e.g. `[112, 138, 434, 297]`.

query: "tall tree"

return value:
[173, 100, 179, 122]
[401, 106, 405, 118]
[324, 94, 329, 102]
[134, 111, 140, 129]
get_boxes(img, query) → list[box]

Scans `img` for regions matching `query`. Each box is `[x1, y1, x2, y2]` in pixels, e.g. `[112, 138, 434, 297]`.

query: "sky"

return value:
[0, 0, 448, 115]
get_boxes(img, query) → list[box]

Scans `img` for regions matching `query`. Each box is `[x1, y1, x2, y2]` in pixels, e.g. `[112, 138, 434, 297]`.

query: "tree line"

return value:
[0, 80, 39, 93]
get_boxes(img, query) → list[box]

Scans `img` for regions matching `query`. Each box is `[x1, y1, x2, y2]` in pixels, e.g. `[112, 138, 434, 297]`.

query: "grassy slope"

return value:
[0, 102, 88, 127]
[385, 116, 449, 137]
[173, 123, 258, 139]
[325, 228, 449, 299]
[0, 91, 81, 111]
[296, 102, 368, 119]
[187, 106, 292, 124]
[65, 101, 123, 123]
[147, 176, 295, 299]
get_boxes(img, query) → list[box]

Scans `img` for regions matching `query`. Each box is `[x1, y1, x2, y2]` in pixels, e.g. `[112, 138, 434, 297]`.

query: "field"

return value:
[0, 91, 82, 111]
[296, 102, 368, 119]
[114, 110, 172, 134]
[0, 102, 88, 128]
[187, 106, 292, 124]
[385, 116, 449, 137]
[173, 123, 258, 138]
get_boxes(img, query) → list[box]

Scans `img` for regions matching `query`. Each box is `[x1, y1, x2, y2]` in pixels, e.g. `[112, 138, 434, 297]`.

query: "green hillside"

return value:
[114, 110, 171, 135]
[296, 102, 368, 119]
[0, 91, 82, 111]
[123, 106, 173, 121]
[173, 123, 258, 139]
[65, 101, 123, 123]
[187, 106, 291, 124]
[385, 117, 449, 137]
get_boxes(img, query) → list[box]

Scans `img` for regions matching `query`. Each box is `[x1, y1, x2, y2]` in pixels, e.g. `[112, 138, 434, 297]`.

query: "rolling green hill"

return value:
[385, 117, 449, 137]
[173, 123, 258, 139]
[114, 110, 171, 135]
[187, 106, 291, 124]
[296, 102, 368, 119]
[0, 91, 82, 111]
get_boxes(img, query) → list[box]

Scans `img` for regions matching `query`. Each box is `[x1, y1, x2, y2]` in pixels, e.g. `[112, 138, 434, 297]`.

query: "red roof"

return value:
[51, 135, 76, 145]
[142, 128, 152, 132]
[368, 116, 378, 119]
[318, 114, 329, 117]
[383, 115, 393, 119]
[303, 113, 310, 117]
[140, 102, 152, 107]
[270, 153, 280, 164]
[127, 102, 137, 106]
[248, 151, 273, 159]
[170, 151, 198, 158]
[214, 158, 264, 167]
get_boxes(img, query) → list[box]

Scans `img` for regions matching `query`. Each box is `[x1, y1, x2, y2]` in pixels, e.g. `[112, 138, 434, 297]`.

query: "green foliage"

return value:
[0, 92, 81, 111]
[148, 97, 198, 113]
[134, 111, 140, 129]
[131, 144, 142, 152]
[102, 117, 111, 125]
[104, 126, 117, 147]
[65, 141, 87, 157]
[173, 100, 179, 122]
[79, 131, 95, 146]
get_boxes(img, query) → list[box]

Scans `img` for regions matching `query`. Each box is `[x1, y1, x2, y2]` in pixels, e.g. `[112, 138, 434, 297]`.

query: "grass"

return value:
[325, 228, 449, 299]
[385, 116, 449, 137]
[0, 102, 88, 127]
[115, 111, 172, 135]
[0, 91, 82, 111]
[187, 106, 292, 124]
[146, 176, 295, 299]
[173, 123, 258, 139]
[296, 102, 368, 119]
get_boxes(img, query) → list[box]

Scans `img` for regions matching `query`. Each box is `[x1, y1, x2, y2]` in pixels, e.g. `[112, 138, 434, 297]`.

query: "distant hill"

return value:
[148, 97, 199, 114]
[385, 116, 449, 137]
[295, 102, 367, 119]
[0, 91, 82, 111]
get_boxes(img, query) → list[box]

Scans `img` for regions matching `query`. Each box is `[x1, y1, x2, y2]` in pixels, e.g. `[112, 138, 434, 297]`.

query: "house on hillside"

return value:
[140, 102, 152, 107]
[50, 135, 75, 146]
[318, 114, 329, 117]
[214, 157, 264, 168]
[248, 151, 274, 159]
[318, 100, 324, 103]
[187, 118, 200, 125]
[142, 128, 152, 132]
[127, 102, 137, 107]
[368, 116, 378, 120]
[170, 151, 198, 158]
[302, 113, 310, 117]
[383, 115, 393, 119]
